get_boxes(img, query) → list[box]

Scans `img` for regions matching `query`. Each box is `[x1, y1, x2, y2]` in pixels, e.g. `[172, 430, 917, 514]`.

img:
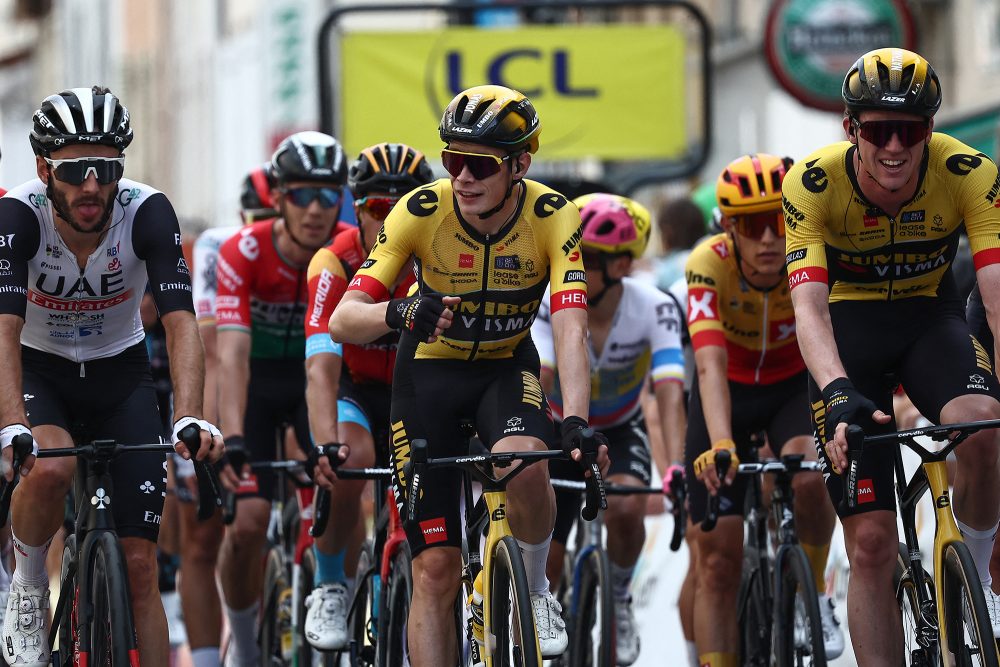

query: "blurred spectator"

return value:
[652, 197, 706, 292]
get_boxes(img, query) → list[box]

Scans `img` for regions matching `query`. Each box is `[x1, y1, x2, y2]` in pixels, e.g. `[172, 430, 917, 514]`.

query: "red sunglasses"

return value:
[854, 119, 929, 149]
[356, 196, 400, 221]
[733, 211, 785, 240]
[441, 149, 512, 180]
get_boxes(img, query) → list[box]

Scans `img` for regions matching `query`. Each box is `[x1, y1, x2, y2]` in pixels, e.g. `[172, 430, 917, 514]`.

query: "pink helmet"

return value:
[574, 193, 651, 260]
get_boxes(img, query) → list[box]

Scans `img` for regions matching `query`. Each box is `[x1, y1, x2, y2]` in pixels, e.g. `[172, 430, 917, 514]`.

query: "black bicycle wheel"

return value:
[774, 547, 826, 667]
[54, 533, 78, 667]
[381, 543, 413, 667]
[490, 535, 541, 667]
[260, 547, 290, 667]
[349, 540, 378, 667]
[568, 548, 614, 667]
[940, 541, 1000, 667]
[737, 546, 771, 667]
[85, 532, 136, 667]
[894, 543, 938, 666]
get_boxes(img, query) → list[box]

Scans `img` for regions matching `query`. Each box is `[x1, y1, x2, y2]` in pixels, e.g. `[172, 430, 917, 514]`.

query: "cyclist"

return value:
[784, 47, 1000, 665]
[302, 142, 434, 650]
[0, 86, 223, 667]
[176, 164, 277, 667]
[328, 84, 609, 666]
[215, 131, 349, 667]
[534, 193, 685, 665]
[688, 153, 843, 667]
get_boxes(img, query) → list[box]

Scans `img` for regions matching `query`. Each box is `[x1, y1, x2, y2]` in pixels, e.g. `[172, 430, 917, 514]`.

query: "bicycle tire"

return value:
[774, 546, 826, 667]
[85, 532, 136, 667]
[260, 547, 290, 667]
[381, 542, 412, 667]
[489, 535, 541, 667]
[940, 541, 1000, 667]
[894, 543, 938, 666]
[568, 548, 614, 667]
[737, 546, 770, 667]
[54, 533, 78, 667]
[348, 540, 377, 667]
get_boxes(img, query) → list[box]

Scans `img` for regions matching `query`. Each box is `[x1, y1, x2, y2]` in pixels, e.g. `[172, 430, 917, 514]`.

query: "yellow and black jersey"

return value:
[685, 234, 804, 385]
[348, 178, 587, 361]
[783, 134, 1000, 302]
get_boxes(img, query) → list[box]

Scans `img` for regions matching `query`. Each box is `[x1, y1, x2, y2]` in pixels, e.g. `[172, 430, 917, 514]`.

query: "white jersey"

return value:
[0, 178, 193, 362]
[531, 276, 684, 428]
[192, 225, 240, 322]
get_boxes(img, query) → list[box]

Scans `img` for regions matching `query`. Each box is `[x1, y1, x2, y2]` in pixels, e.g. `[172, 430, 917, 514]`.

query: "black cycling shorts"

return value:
[22, 342, 166, 542]
[814, 298, 999, 517]
[390, 335, 554, 556]
[685, 371, 811, 524]
[240, 358, 311, 501]
[550, 412, 652, 545]
[338, 372, 393, 466]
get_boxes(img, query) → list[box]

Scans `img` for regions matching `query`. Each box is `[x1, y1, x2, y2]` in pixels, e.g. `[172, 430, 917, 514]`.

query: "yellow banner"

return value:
[339, 24, 687, 161]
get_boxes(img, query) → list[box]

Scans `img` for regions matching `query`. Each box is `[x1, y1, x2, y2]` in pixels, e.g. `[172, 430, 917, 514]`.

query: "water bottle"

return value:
[278, 587, 294, 660]
[468, 572, 486, 667]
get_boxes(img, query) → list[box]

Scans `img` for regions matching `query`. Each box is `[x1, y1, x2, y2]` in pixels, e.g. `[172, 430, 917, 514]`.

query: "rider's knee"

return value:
[412, 548, 463, 600]
[121, 540, 158, 594]
[604, 494, 645, 531]
[848, 519, 897, 572]
[697, 543, 742, 593]
[20, 458, 74, 500]
[223, 503, 268, 552]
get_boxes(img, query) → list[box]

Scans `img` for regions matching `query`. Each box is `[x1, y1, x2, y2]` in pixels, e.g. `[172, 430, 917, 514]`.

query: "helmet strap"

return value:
[477, 152, 524, 221]
[589, 254, 622, 307]
[730, 233, 783, 293]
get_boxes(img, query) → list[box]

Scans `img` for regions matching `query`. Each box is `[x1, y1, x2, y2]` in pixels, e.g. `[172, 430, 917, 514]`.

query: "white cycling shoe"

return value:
[304, 582, 349, 651]
[0, 580, 50, 667]
[982, 586, 1000, 638]
[531, 591, 568, 658]
[818, 593, 845, 659]
[615, 596, 640, 666]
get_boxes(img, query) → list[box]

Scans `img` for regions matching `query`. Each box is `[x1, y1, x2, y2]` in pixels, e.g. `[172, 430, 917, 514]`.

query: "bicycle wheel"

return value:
[53, 533, 78, 667]
[380, 542, 412, 667]
[489, 535, 541, 667]
[85, 532, 137, 667]
[940, 541, 1000, 667]
[894, 543, 938, 666]
[260, 547, 291, 667]
[568, 548, 614, 667]
[774, 547, 826, 667]
[737, 547, 771, 667]
[348, 540, 378, 667]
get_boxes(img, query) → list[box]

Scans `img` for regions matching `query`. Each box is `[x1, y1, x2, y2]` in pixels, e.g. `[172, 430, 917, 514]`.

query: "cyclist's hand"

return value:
[309, 443, 349, 491]
[821, 378, 891, 474]
[385, 293, 460, 343]
[692, 440, 739, 495]
[0, 424, 37, 480]
[172, 416, 224, 463]
[216, 435, 247, 493]
[663, 463, 685, 501]
[560, 417, 611, 477]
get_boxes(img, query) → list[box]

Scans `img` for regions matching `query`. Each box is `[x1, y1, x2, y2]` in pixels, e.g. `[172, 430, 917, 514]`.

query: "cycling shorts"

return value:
[22, 342, 166, 542]
[685, 371, 811, 524]
[813, 298, 999, 517]
[240, 358, 311, 501]
[967, 284, 993, 358]
[550, 412, 652, 545]
[390, 334, 554, 556]
[338, 372, 392, 465]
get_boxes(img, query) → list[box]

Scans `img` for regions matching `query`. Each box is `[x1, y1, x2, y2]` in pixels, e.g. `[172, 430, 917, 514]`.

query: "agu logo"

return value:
[420, 517, 448, 544]
[858, 479, 876, 504]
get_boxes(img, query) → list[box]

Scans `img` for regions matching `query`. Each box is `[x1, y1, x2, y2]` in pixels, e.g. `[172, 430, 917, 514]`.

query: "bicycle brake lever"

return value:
[839, 425, 866, 513]
[580, 447, 607, 521]
[669, 473, 687, 552]
[700, 449, 731, 532]
[0, 433, 34, 522]
[178, 424, 223, 522]
[310, 443, 343, 538]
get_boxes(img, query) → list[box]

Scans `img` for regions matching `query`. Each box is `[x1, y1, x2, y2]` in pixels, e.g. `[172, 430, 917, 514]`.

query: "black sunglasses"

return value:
[854, 119, 929, 149]
[45, 157, 125, 186]
[282, 186, 342, 210]
[441, 149, 512, 180]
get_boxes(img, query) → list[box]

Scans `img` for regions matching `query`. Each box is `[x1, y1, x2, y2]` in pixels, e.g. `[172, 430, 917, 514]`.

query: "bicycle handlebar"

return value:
[700, 450, 731, 532]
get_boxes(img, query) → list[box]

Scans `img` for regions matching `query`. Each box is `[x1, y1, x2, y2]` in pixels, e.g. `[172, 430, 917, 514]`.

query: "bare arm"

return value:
[789, 282, 845, 388]
[217, 329, 251, 438]
[161, 309, 205, 421]
[539, 366, 555, 397]
[977, 264, 1000, 365]
[694, 345, 732, 445]
[199, 322, 220, 424]
[306, 353, 342, 444]
[0, 315, 26, 427]
[328, 291, 390, 344]
[551, 307, 590, 420]
[653, 380, 685, 465]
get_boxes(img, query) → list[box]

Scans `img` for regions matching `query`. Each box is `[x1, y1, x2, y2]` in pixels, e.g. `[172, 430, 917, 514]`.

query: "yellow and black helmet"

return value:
[439, 85, 541, 154]
[842, 48, 941, 119]
[348, 143, 434, 198]
[716, 154, 794, 218]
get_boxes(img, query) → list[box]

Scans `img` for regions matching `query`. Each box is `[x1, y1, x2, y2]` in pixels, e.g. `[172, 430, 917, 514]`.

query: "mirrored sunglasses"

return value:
[441, 149, 511, 180]
[44, 157, 125, 185]
[855, 119, 929, 149]
[282, 186, 342, 210]
[356, 196, 401, 221]
[734, 211, 785, 240]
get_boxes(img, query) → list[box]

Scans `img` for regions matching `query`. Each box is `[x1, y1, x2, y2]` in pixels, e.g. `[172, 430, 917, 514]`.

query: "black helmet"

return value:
[270, 131, 347, 186]
[348, 143, 434, 198]
[240, 164, 276, 214]
[842, 48, 942, 119]
[439, 85, 540, 154]
[30, 86, 133, 157]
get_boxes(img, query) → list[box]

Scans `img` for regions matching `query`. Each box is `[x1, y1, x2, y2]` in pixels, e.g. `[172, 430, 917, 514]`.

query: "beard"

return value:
[50, 184, 116, 234]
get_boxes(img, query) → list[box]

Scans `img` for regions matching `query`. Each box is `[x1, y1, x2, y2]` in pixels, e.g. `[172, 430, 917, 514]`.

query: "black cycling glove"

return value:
[217, 435, 247, 472]
[385, 293, 447, 343]
[821, 377, 879, 443]
[560, 416, 607, 456]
